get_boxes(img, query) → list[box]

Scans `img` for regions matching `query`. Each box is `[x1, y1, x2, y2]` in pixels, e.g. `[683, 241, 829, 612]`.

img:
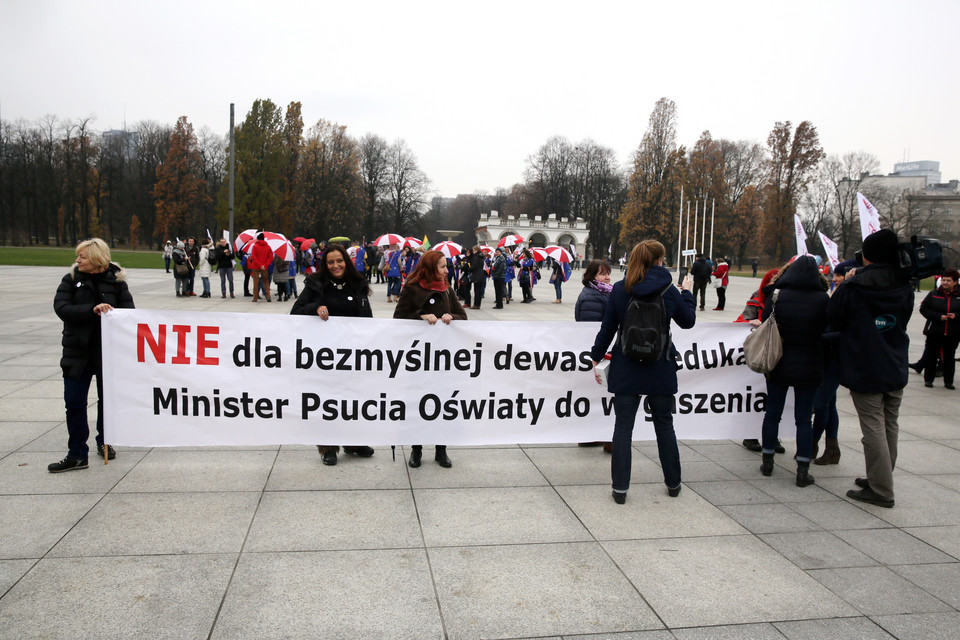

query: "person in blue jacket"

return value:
[590, 240, 696, 504]
[385, 247, 402, 303]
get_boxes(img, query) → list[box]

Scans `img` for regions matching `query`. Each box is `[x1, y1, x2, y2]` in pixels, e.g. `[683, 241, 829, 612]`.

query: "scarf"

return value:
[420, 280, 449, 292]
[589, 280, 613, 295]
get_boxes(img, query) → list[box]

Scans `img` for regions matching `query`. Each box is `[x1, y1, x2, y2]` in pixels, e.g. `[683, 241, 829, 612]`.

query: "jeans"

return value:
[761, 380, 817, 461]
[387, 276, 401, 297]
[64, 363, 104, 460]
[612, 394, 681, 492]
[220, 267, 234, 295]
[187, 269, 195, 294]
[553, 276, 563, 300]
[164, 256, 171, 272]
[201, 276, 210, 296]
[812, 366, 840, 442]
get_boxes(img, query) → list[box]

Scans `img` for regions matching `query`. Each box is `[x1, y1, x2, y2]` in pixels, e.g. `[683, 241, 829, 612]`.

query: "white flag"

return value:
[857, 192, 882, 240]
[817, 231, 840, 269]
[794, 214, 809, 257]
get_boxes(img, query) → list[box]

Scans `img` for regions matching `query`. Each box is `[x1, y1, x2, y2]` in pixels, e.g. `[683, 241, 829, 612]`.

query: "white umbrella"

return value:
[374, 233, 404, 247]
[432, 241, 462, 258]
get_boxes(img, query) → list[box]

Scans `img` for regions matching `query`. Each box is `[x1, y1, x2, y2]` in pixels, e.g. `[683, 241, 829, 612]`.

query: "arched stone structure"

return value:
[475, 211, 589, 259]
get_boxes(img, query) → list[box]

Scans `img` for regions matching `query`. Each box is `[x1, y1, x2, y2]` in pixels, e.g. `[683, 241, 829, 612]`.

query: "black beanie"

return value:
[861, 229, 899, 264]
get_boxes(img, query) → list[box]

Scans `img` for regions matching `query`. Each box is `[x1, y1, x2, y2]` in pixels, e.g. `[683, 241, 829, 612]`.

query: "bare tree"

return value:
[383, 139, 429, 234]
[358, 133, 390, 237]
[524, 136, 575, 219]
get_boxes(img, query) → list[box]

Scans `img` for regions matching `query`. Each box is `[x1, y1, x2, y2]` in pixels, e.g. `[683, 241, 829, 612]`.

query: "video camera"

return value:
[854, 235, 944, 279]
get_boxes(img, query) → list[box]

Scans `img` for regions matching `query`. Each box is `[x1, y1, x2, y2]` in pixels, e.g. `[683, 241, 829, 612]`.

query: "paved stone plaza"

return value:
[1, 263, 958, 639]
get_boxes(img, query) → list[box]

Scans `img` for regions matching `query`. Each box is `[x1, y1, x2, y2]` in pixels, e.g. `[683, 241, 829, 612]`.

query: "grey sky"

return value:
[2, 0, 957, 198]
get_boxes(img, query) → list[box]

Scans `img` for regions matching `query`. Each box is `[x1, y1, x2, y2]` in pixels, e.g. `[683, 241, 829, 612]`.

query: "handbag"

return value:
[742, 290, 782, 374]
[174, 262, 189, 276]
[713, 278, 724, 288]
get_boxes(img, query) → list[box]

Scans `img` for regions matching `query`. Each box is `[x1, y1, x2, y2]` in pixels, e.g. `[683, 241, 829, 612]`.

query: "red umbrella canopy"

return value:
[300, 238, 317, 251]
[403, 236, 423, 249]
[530, 248, 550, 261]
[478, 245, 494, 255]
[544, 245, 573, 263]
[497, 234, 525, 248]
[292, 236, 306, 244]
[234, 228, 259, 253]
[375, 233, 404, 247]
[432, 241, 462, 258]
[243, 233, 296, 261]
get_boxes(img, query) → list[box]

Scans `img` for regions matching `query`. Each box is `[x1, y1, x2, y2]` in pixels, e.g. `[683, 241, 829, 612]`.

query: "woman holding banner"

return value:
[590, 240, 696, 504]
[50, 238, 135, 472]
[394, 250, 468, 468]
[291, 244, 376, 466]
[751, 255, 829, 486]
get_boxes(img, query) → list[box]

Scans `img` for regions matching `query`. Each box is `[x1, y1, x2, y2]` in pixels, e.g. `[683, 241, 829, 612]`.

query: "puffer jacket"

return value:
[575, 285, 608, 322]
[761, 256, 829, 388]
[54, 263, 135, 378]
[920, 286, 959, 337]
[590, 265, 696, 396]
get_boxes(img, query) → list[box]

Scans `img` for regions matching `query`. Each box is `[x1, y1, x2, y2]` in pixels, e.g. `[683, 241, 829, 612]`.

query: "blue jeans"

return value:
[761, 380, 816, 461]
[812, 367, 840, 442]
[387, 276, 401, 297]
[64, 362, 104, 460]
[201, 276, 210, 296]
[553, 276, 563, 300]
[612, 394, 681, 492]
[219, 267, 234, 295]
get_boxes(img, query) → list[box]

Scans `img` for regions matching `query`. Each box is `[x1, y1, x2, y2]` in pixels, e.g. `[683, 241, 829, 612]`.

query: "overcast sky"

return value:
[2, 0, 957, 198]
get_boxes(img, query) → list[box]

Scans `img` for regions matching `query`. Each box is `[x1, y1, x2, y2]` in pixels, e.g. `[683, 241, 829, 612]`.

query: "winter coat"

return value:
[197, 247, 212, 278]
[712, 262, 729, 287]
[689, 258, 712, 282]
[520, 258, 539, 286]
[760, 255, 829, 388]
[590, 265, 696, 396]
[394, 282, 468, 321]
[492, 253, 506, 279]
[272, 257, 290, 283]
[920, 286, 959, 337]
[162, 243, 173, 259]
[290, 275, 371, 318]
[827, 263, 914, 394]
[468, 253, 486, 283]
[185, 243, 200, 268]
[575, 285, 608, 322]
[214, 244, 235, 270]
[171, 248, 190, 279]
[54, 263, 135, 378]
[248, 239, 274, 270]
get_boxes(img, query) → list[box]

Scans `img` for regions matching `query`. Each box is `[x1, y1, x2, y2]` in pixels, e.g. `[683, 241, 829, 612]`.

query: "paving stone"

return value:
[892, 563, 960, 609]
[869, 612, 960, 640]
[808, 566, 953, 616]
[834, 528, 955, 565]
[760, 531, 879, 569]
[718, 503, 821, 534]
[773, 616, 895, 639]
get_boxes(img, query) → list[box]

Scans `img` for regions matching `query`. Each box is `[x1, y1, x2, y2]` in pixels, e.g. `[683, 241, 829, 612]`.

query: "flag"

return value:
[206, 228, 214, 243]
[857, 192, 882, 240]
[817, 231, 840, 269]
[422, 234, 431, 251]
[794, 214, 809, 257]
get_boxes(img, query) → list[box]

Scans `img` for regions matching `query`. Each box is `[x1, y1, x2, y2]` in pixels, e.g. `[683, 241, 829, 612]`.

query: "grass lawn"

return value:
[0, 246, 165, 269]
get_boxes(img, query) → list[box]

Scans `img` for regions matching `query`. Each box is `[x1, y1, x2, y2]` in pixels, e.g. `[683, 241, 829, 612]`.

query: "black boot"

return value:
[796, 461, 815, 487]
[408, 445, 422, 468]
[761, 453, 774, 477]
[434, 445, 452, 468]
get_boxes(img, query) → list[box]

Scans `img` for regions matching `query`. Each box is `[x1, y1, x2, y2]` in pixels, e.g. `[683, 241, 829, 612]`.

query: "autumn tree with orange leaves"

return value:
[152, 116, 210, 242]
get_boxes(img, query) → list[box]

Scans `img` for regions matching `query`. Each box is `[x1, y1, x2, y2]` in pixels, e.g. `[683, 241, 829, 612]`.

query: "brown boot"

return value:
[813, 438, 841, 465]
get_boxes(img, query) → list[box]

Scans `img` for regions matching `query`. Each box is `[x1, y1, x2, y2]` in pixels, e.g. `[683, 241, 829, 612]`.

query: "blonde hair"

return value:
[75, 238, 112, 271]
[624, 240, 665, 289]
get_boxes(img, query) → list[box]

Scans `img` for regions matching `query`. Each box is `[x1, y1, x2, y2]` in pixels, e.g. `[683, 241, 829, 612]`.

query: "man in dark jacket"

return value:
[827, 229, 913, 507]
[468, 247, 486, 310]
[214, 238, 236, 298]
[491, 248, 507, 309]
[689, 254, 712, 311]
[185, 236, 200, 296]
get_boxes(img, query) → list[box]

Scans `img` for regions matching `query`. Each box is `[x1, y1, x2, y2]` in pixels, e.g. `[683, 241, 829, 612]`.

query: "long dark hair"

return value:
[582, 259, 610, 287]
[316, 244, 370, 294]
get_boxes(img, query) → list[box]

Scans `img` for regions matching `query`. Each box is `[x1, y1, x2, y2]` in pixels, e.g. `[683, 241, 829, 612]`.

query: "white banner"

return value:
[101, 311, 779, 447]
[857, 192, 882, 240]
[794, 214, 809, 257]
[817, 231, 840, 269]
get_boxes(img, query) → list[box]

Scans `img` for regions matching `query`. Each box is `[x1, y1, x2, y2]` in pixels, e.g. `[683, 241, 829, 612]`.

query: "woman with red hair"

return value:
[394, 250, 468, 468]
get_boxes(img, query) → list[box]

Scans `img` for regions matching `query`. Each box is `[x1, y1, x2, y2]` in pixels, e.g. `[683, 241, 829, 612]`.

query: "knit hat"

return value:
[861, 229, 899, 264]
[176, 241, 184, 249]
[834, 259, 858, 276]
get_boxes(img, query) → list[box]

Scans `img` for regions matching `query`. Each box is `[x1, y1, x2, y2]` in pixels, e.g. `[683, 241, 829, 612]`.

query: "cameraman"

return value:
[827, 229, 913, 508]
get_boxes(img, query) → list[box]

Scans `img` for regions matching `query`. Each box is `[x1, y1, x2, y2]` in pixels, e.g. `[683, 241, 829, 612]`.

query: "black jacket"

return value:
[575, 285, 608, 322]
[827, 263, 914, 393]
[214, 244, 235, 270]
[920, 286, 959, 337]
[761, 256, 829, 388]
[54, 264, 135, 378]
[290, 275, 372, 318]
[689, 258, 712, 282]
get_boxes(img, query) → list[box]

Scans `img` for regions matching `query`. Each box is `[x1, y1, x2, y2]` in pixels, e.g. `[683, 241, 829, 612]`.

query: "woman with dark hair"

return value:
[50, 238, 135, 472]
[576, 259, 614, 451]
[468, 246, 486, 309]
[291, 244, 376, 466]
[751, 255, 829, 486]
[590, 240, 696, 503]
[918, 268, 960, 389]
[518, 249, 539, 303]
[394, 250, 468, 468]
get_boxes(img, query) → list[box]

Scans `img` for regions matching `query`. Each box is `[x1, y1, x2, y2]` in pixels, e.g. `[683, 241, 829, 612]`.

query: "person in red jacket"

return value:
[248, 233, 274, 302]
[712, 257, 730, 310]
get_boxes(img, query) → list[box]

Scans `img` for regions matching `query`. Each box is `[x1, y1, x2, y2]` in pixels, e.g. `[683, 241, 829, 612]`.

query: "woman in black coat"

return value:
[917, 268, 959, 389]
[291, 244, 376, 466]
[576, 259, 613, 449]
[752, 255, 829, 486]
[50, 239, 135, 472]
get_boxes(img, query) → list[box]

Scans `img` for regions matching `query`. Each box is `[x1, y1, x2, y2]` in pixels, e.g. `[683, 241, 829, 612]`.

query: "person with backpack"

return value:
[589, 240, 696, 504]
[689, 253, 712, 311]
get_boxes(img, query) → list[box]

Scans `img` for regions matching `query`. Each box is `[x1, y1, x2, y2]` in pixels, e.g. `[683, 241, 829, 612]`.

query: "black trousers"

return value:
[493, 278, 505, 307]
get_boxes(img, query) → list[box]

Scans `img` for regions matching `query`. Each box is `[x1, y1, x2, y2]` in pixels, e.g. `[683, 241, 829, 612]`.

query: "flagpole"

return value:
[709, 199, 715, 260]
[676, 185, 684, 269]
[685, 201, 691, 267]
[701, 199, 707, 255]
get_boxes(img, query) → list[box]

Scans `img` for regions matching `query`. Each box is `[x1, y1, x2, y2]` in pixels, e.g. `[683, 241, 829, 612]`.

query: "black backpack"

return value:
[619, 284, 672, 363]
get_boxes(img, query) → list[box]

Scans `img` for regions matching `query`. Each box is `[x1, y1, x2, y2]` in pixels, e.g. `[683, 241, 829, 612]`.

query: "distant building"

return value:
[475, 211, 589, 258]
[893, 160, 941, 186]
[101, 129, 139, 161]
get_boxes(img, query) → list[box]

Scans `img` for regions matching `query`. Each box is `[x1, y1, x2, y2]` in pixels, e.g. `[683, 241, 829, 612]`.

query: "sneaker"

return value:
[97, 444, 116, 460]
[48, 457, 88, 473]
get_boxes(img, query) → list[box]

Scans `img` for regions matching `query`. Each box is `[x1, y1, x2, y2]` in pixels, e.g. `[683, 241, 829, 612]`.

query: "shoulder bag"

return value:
[742, 290, 782, 374]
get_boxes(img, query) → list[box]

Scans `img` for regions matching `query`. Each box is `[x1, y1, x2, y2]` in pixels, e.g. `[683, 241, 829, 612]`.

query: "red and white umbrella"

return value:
[403, 236, 423, 249]
[478, 245, 494, 255]
[530, 248, 550, 262]
[544, 245, 573, 263]
[432, 241, 462, 258]
[234, 228, 259, 253]
[242, 232, 296, 261]
[497, 234, 525, 248]
[374, 233, 404, 247]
